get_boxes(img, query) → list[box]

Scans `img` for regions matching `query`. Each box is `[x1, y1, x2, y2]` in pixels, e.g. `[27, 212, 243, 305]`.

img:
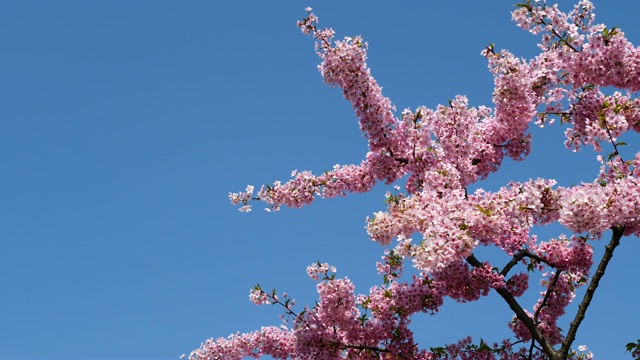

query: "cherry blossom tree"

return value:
[191, 1, 640, 359]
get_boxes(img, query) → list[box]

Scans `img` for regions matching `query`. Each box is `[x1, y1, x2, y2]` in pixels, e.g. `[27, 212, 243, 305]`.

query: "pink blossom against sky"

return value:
[1, 1, 639, 359]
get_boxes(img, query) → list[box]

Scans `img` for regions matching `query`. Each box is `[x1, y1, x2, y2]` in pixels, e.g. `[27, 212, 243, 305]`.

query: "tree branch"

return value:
[466, 254, 559, 359]
[557, 226, 625, 358]
[500, 249, 550, 277]
[534, 271, 562, 324]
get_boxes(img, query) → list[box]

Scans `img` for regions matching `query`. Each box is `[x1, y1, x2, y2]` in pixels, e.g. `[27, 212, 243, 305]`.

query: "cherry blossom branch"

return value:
[217, 3, 640, 359]
[542, 21, 581, 53]
[249, 284, 299, 319]
[604, 118, 624, 161]
[534, 271, 563, 325]
[466, 253, 558, 358]
[516, 1, 581, 52]
[500, 249, 550, 277]
[557, 225, 625, 358]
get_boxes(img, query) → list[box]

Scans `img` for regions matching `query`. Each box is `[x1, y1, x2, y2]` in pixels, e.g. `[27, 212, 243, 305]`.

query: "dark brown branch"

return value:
[547, 26, 580, 52]
[500, 249, 550, 277]
[557, 226, 625, 358]
[534, 271, 562, 325]
[466, 254, 559, 359]
[528, 338, 536, 359]
[603, 119, 624, 162]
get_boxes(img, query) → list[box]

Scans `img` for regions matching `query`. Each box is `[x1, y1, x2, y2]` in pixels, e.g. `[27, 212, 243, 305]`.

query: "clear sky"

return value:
[1, 1, 639, 359]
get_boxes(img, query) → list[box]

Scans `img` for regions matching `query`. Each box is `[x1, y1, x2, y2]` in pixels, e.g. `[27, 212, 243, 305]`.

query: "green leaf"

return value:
[475, 204, 494, 216]
[625, 340, 639, 352]
[430, 346, 446, 356]
[527, 263, 536, 272]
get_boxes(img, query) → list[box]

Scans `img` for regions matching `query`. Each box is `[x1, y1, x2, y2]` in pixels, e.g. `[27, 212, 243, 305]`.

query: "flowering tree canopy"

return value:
[192, 1, 640, 359]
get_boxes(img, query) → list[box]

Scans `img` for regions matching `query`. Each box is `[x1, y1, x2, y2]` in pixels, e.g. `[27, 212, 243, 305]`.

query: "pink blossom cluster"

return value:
[188, 325, 296, 360]
[249, 286, 269, 305]
[189, 264, 596, 359]
[214, 1, 640, 358]
[365, 178, 563, 272]
[558, 178, 640, 236]
[576, 345, 594, 360]
[430, 261, 505, 303]
[306, 261, 337, 281]
[531, 235, 593, 273]
[511, 1, 640, 152]
[228, 185, 254, 213]
[564, 90, 640, 152]
[505, 272, 530, 298]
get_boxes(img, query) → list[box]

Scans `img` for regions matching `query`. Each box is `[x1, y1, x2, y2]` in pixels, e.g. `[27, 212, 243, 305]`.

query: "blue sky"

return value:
[1, 1, 639, 359]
